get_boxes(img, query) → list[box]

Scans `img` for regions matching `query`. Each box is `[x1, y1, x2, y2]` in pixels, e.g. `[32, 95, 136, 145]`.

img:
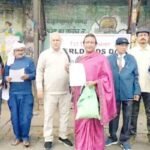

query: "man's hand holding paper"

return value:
[9, 68, 25, 82]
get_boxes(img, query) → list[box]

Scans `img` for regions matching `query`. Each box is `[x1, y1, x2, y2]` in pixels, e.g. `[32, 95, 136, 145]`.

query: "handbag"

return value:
[76, 86, 100, 120]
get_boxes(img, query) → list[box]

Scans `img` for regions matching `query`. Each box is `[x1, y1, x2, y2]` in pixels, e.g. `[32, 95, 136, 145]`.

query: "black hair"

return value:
[0, 56, 4, 68]
[83, 33, 97, 45]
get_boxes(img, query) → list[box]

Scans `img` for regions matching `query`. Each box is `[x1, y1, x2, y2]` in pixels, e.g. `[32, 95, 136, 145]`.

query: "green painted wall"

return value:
[45, 5, 128, 34]
[45, 4, 150, 34]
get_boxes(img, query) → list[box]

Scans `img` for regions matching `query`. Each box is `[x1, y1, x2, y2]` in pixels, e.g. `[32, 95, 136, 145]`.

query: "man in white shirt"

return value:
[36, 32, 73, 150]
[129, 28, 150, 143]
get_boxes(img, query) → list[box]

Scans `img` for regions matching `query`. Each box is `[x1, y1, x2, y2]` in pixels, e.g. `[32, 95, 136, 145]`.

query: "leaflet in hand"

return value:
[69, 63, 86, 86]
[9, 68, 25, 82]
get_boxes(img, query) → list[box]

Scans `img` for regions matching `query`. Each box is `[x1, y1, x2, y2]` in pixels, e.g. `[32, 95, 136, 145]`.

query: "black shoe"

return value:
[44, 142, 52, 149]
[58, 137, 73, 147]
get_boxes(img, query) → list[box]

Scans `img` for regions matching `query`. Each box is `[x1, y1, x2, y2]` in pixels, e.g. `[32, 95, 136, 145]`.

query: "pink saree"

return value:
[72, 52, 117, 150]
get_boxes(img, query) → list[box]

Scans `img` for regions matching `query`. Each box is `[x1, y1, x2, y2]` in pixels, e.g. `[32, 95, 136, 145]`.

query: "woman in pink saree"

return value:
[72, 33, 117, 150]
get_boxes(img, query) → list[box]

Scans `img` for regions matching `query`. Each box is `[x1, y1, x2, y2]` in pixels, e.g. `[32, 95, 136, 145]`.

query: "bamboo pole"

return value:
[130, 0, 141, 48]
[33, 0, 40, 111]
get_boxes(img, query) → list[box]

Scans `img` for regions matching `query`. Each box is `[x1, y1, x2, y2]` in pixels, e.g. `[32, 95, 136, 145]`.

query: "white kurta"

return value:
[36, 48, 69, 94]
[128, 44, 150, 92]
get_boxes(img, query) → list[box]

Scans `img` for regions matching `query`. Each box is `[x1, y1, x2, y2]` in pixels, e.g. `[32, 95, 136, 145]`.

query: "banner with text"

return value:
[50, 33, 131, 62]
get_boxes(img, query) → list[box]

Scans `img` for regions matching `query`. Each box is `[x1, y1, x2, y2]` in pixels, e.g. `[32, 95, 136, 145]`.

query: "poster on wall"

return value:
[0, 8, 24, 62]
[49, 33, 131, 62]
[0, 34, 19, 62]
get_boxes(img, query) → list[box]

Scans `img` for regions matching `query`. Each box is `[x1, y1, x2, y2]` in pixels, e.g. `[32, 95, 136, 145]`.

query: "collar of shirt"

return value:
[116, 53, 126, 68]
[136, 44, 150, 51]
[116, 52, 126, 58]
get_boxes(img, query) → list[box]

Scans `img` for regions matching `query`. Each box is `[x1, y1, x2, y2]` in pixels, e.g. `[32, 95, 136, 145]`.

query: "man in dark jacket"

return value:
[106, 37, 141, 150]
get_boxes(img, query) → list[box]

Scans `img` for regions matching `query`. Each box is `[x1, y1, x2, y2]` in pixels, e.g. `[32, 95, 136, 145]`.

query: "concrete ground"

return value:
[0, 101, 150, 150]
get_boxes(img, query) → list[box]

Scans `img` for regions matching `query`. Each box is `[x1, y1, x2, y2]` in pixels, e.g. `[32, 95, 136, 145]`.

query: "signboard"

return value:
[49, 33, 131, 62]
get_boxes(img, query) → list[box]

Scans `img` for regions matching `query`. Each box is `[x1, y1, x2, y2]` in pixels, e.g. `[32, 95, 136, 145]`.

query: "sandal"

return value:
[23, 140, 30, 147]
[11, 139, 21, 146]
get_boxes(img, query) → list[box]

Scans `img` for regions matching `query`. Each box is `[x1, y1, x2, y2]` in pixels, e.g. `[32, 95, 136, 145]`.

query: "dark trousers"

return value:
[109, 100, 132, 142]
[130, 92, 150, 136]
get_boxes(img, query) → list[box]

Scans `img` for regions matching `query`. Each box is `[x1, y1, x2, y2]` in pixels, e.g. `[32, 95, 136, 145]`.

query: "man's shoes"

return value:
[105, 137, 118, 146]
[23, 140, 30, 147]
[120, 141, 131, 150]
[11, 139, 22, 146]
[44, 142, 52, 150]
[58, 137, 73, 147]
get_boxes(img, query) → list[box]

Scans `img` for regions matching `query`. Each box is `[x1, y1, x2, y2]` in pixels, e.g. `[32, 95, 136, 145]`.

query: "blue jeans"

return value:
[109, 100, 133, 142]
[8, 94, 34, 141]
[130, 92, 150, 136]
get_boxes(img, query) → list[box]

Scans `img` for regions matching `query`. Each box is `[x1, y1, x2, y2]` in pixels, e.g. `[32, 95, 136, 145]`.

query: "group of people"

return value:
[106, 28, 150, 150]
[0, 28, 149, 150]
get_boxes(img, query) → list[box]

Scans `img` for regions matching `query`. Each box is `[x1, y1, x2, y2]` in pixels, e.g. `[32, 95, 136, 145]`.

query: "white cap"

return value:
[12, 42, 25, 51]
[7, 42, 26, 65]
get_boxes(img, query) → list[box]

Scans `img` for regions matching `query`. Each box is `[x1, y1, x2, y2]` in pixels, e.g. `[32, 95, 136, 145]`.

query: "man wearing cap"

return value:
[4, 42, 36, 147]
[106, 37, 141, 150]
[128, 28, 150, 143]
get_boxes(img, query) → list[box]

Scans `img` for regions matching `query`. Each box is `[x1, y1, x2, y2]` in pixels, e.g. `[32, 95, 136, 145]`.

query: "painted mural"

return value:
[0, 6, 34, 62]
[45, 5, 128, 34]
[0, 7, 23, 62]
[45, 4, 150, 34]
[0, 2, 149, 59]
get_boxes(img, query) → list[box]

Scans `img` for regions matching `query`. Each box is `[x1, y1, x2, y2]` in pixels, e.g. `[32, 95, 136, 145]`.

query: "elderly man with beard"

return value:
[129, 28, 150, 143]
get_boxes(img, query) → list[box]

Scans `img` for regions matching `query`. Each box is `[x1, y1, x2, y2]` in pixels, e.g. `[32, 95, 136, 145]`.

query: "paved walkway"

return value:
[0, 102, 149, 150]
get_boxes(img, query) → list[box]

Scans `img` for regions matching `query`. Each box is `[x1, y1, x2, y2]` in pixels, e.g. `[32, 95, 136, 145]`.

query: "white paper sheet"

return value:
[69, 63, 86, 86]
[9, 68, 25, 82]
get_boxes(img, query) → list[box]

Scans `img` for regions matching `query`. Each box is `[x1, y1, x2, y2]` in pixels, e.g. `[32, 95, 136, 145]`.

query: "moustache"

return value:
[140, 38, 146, 41]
